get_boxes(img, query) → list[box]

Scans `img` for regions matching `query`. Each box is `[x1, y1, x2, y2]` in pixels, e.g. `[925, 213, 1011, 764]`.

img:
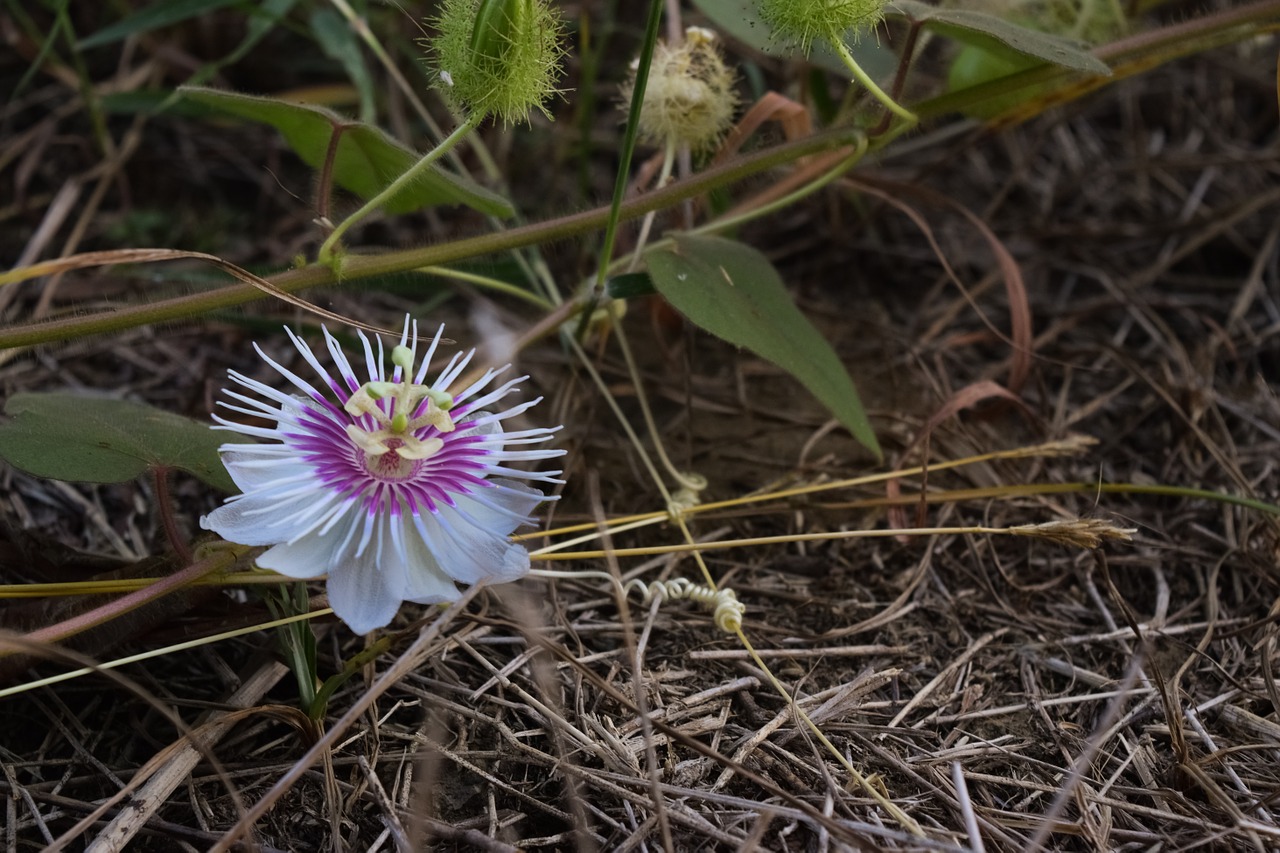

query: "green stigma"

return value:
[391, 345, 414, 372]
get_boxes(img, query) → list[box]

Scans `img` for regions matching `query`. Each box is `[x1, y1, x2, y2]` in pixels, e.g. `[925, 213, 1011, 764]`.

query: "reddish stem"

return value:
[871, 20, 923, 137]
[153, 466, 193, 564]
[20, 550, 235, 646]
[316, 122, 349, 225]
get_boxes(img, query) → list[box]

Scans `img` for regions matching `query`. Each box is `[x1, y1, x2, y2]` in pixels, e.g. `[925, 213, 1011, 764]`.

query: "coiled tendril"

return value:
[530, 570, 743, 633]
[625, 577, 744, 633]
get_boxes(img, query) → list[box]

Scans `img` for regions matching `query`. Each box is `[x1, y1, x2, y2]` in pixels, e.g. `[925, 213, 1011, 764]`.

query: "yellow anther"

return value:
[426, 387, 455, 412]
[393, 436, 444, 460]
[346, 424, 392, 456]
[423, 406, 456, 434]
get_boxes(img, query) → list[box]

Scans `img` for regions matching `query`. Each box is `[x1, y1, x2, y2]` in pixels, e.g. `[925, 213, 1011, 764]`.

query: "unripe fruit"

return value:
[429, 0, 565, 124]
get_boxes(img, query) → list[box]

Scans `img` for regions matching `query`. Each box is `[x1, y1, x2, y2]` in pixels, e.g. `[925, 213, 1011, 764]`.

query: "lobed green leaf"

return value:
[0, 393, 235, 492]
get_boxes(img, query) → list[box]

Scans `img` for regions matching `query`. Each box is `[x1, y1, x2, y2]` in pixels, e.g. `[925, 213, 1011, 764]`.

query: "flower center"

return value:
[342, 344, 456, 469]
[363, 438, 420, 482]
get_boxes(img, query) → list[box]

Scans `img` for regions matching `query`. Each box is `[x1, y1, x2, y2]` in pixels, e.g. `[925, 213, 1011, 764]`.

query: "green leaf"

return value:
[889, 1, 1111, 75]
[80, 0, 245, 49]
[690, 0, 896, 80]
[309, 7, 377, 124]
[101, 89, 202, 117]
[179, 86, 516, 218]
[646, 235, 881, 459]
[0, 393, 235, 492]
[945, 44, 1041, 117]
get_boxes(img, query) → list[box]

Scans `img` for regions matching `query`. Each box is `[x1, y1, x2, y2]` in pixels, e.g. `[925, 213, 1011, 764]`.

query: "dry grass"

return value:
[2, 4, 1280, 851]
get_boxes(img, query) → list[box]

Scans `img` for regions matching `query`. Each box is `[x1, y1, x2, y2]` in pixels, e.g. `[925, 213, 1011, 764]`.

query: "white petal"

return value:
[200, 491, 331, 545]
[225, 370, 302, 411]
[326, 555, 401, 635]
[395, 316, 413, 377]
[455, 479, 543, 533]
[476, 396, 541, 422]
[200, 500, 282, 545]
[220, 452, 313, 494]
[486, 449, 566, 462]
[387, 516, 459, 603]
[376, 332, 387, 381]
[414, 507, 530, 585]
[211, 418, 288, 442]
[483, 465, 563, 483]
[255, 515, 356, 578]
[220, 389, 285, 418]
[487, 427, 558, 442]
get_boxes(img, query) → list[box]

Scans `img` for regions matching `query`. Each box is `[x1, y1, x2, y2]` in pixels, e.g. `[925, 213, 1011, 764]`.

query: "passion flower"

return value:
[201, 318, 564, 634]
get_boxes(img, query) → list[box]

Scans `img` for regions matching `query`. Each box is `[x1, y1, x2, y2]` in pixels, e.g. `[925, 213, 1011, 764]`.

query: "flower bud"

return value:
[621, 27, 738, 152]
[429, 0, 565, 124]
[758, 0, 888, 55]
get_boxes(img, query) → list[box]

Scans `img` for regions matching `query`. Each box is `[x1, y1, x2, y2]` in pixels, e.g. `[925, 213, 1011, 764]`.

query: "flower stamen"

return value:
[343, 345, 457, 460]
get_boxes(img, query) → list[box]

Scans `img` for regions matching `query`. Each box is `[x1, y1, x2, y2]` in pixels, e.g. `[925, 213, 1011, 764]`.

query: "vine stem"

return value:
[0, 126, 860, 351]
[574, 0, 667, 342]
[627, 136, 677, 273]
[612, 320, 704, 494]
[416, 265, 554, 309]
[830, 35, 917, 124]
[317, 113, 483, 264]
[17, 550, 237, 646]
